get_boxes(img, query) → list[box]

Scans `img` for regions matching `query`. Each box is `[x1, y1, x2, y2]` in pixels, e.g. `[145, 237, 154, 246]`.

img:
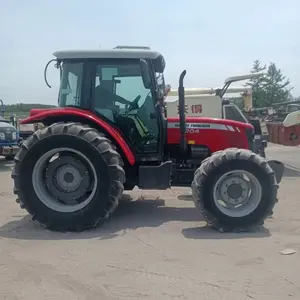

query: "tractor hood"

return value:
[166, 116, 255, 154]
[167, 116, 254, 130]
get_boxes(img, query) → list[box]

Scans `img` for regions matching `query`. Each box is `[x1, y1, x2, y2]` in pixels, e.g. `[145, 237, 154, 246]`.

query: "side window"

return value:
[156, 73, 166, 100]
[156, 73, 164, 86]
[58, 63, 83, 107]
[66, 72, 79, 105]
[224, 105, 247, 123]
[115, 76, 149, 108]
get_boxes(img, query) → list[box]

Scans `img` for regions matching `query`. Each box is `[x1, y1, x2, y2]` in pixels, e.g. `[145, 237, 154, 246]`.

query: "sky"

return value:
[0, 0, 299, 105]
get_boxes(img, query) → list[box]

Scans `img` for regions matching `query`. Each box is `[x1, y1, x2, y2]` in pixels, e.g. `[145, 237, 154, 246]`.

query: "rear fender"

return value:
[267, 160, 284, 183]
[20, 108, 136, 166]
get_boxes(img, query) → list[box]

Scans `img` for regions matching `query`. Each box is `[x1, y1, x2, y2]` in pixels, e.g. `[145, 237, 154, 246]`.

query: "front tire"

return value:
[191, 148, 278, 232]
[12, 122, 125, 231]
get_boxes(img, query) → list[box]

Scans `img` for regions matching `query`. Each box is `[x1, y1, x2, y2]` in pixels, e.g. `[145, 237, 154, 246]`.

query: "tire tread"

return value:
[12, 122, 125, 231]
[191, 148, 278, 232]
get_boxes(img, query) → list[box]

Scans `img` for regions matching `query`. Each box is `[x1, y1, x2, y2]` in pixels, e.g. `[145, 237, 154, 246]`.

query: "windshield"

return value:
[58, 62, 83, 107]
[93, 62, 152, 116]
[223, 104, 248, 123]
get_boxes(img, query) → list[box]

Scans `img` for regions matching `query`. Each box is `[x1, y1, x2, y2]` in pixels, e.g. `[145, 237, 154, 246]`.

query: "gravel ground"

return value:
[0, 143, 299, 300]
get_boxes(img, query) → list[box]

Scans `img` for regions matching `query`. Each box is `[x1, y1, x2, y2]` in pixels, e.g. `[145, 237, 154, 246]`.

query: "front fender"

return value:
[21, 107, 136, 166]
[267, 160, 284, 183]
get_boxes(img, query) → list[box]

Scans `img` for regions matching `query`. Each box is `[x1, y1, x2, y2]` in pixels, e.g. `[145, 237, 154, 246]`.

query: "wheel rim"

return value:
[212, 170, 262, 218]
[32, 148, 98, 213]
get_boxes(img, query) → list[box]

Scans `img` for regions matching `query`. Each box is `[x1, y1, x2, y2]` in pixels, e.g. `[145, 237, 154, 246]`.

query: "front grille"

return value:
[0, 127, 16, 141]
[5, 133, 13, 140]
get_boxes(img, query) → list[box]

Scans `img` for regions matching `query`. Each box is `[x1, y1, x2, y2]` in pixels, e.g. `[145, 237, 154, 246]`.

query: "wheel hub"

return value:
[46, 155, 92, 204]
[227, 183, 243, 199]
[64, 172, 74, 183]
[213, 170, 263, 218]
[56, 165, 82, 192]
[32, 147, 98, 213]
[219, 175, 250, 206]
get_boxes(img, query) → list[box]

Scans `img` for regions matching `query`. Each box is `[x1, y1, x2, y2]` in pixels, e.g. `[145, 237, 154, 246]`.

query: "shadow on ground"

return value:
[0, 158, 14, 172]
[0, 198, 202, 241]
[283, 166, 300, 177]
[177, 194, 193, 201]
[181, 225, 270, 240]
[177, 195, 271, 239]
[0, 196, 271, 241]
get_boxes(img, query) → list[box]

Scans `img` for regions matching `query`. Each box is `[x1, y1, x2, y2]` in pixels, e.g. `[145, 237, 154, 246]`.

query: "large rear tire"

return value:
[12, 122, 125, 231]
[191, 148, 278, 232]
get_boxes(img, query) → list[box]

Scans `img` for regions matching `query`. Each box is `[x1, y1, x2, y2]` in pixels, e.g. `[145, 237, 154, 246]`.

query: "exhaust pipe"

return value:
[178, 70, 187, 153]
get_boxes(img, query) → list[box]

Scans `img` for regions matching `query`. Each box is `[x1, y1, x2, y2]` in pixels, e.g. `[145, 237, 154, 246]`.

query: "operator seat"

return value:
[94, 85, 115, 122]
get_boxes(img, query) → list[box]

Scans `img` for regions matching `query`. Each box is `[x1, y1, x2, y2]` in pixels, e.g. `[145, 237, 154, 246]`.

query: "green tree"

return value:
[3, 103, 55, 113]
[246, 60, 293, 108]
[246, 60, 267, 108]
[263, 62, 292, 106]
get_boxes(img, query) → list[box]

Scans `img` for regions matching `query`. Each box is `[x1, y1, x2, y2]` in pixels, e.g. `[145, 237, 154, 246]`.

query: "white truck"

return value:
[283, 110, 300, 128]
[165, 73, 268, 157]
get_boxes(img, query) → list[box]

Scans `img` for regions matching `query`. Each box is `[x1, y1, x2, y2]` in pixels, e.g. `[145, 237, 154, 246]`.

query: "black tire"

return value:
[11, 122, 125, 231]
[191, 148, 278, 232]
[124, 183, 135, 190]
[260, 149, 266, 158]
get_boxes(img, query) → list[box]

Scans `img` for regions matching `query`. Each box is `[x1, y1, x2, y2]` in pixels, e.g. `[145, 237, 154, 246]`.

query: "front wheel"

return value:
[12, 122, 125, 231]
[191, 148, 278, 232]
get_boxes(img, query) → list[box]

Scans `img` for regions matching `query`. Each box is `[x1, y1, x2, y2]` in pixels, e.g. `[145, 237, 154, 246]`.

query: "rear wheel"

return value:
[12, 122, 125, 231]
[191, 148, 278, 232]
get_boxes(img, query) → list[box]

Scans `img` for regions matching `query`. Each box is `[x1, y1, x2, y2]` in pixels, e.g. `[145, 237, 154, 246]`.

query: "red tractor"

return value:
[12, 46, 284, 232]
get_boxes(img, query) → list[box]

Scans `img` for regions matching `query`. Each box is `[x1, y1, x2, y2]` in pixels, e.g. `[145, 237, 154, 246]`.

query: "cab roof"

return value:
[53, 49, 164, 60]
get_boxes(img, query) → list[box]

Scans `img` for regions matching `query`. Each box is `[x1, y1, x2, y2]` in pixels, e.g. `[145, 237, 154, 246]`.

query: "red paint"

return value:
[278, 125, 300, 146]
[167, 117, 254, 127]
[167, 117, 253, 152]
[22, 109, 254, 164]
[268, 123, 281, 144]
[21, 107, 136, 165]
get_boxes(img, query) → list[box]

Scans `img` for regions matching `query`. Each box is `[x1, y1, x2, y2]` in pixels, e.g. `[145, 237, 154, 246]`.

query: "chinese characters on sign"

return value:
[191, 104, 203, 114]
[177, 104, 203, 114]
[177, 105, 188, 114]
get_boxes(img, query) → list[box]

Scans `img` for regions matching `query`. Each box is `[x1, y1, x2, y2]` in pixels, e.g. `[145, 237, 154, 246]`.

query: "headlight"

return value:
[12, 132, 17, 140]
[0, 133, 5, 140]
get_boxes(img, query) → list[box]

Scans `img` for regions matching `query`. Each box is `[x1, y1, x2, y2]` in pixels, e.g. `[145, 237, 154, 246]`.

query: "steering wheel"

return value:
[125, 95, 141, 112]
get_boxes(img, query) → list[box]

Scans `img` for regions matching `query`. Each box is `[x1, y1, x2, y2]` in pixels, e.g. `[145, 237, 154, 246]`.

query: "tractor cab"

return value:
[49, 46, 167, 157]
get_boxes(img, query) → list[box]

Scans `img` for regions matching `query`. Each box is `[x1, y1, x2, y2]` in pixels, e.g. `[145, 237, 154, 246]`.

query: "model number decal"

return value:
[186, 129, 200, 133]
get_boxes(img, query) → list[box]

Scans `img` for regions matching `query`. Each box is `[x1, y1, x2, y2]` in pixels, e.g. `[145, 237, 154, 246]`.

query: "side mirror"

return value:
[140, 59, 151, 89]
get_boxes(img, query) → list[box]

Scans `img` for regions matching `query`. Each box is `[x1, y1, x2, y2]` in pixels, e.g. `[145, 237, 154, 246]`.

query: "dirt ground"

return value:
[0, 143, 300, 300]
